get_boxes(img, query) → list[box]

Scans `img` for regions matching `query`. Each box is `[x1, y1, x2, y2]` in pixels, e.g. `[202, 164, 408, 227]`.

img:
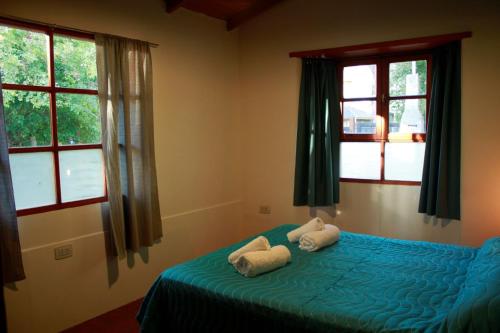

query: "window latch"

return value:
[381, 94, 387, 104]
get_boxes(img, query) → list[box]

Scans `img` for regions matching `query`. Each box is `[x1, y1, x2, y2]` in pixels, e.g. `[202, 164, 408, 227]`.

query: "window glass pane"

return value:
[59, 149, 105, 203]
[340, 142, 381, 180]
[343, 101, 377, 134]
[385, 143, 425, 181]
[54, 35, 97, 89]
[389, 60, 427, 96]
[343, 65, 376, 98]
[3, 90, 51, 147]
[9, 153, 56, 209]
[56, 93, 101, 145]
[389, 99, 426, 134]
[0, 25, 49, 86]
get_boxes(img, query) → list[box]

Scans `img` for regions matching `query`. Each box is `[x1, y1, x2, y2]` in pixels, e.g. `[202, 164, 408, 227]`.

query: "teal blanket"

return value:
[138, 225, 500, 332]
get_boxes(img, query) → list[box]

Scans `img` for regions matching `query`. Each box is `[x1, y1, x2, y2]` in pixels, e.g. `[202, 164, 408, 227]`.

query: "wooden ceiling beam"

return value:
[226, 0, 284, 31]
[165, 0, 184, 13]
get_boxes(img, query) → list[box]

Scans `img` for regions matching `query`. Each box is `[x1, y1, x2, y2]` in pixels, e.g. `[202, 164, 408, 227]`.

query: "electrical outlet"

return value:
[54, 244, 73, 260]
[259, 205, 271, 214]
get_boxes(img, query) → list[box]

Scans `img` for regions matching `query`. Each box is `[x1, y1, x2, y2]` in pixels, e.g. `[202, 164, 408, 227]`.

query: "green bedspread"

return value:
[137, 224, 500, 332]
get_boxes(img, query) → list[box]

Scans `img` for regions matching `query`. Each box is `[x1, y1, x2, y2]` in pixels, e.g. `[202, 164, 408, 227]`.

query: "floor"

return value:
[62, 299, 143, 333]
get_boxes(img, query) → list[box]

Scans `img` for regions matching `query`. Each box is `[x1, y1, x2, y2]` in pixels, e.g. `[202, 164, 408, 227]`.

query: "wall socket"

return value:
[54, 244, 73, 260]
[259, 205, 272, 214]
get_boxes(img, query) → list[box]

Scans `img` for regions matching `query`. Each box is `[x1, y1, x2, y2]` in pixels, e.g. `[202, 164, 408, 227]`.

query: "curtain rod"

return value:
[289, 32, 472, 59]
[0, 13, 159, 48]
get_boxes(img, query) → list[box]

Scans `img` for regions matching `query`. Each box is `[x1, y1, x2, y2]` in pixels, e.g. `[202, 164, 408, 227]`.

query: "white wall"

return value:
[8, 202, 242, 332]
[237, 0, 500, 246]
[0, 0, 245, 332]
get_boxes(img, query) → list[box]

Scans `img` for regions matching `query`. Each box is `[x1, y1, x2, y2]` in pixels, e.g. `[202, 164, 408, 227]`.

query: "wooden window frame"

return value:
[0, 17, 107, 216]
[289, 32, 472, 186]
[338, 52, 432, 186]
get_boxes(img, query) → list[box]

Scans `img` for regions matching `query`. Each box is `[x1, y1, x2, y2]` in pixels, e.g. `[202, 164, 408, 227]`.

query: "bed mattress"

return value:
[138, 224, 500, 332]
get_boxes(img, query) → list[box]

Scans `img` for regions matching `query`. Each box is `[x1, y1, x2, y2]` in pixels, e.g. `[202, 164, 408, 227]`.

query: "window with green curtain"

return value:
[293, 58, 340, 207]
[419, 41, 462, 220]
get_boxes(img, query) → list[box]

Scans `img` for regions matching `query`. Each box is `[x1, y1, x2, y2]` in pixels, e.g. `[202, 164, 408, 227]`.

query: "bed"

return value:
[137, 224, 500, 332]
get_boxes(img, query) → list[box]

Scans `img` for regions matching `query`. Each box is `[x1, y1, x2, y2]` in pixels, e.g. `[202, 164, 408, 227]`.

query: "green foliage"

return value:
[0, 26, 100, 147]
[2, 90, 51, 146]
[54, 35, 97, 89]
[57, 94, 100, 145]
[0, 26, 48, 86]
[389, 60, 427, 96]
[389, 60, 427, 124]
[389, 98, 427, 127]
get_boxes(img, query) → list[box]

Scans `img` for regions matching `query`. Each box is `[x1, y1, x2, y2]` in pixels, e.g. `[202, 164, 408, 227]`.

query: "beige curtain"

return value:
[96, 35, 162, 258]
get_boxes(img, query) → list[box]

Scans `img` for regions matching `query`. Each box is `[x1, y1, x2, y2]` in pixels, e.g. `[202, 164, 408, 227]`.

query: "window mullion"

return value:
[378, 59, 389, 182]
[48, 30, 62, 205]
[380, 59, 390, 140]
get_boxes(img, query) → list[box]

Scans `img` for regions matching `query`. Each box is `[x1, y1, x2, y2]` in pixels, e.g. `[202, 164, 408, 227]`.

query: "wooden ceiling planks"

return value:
[165, 0, 285, 30]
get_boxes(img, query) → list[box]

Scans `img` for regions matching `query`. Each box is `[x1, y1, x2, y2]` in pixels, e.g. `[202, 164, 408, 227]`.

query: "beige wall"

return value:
[2, 0, 500, 331]
[0, 0, 244, 332]
[237, 0, 500, 246]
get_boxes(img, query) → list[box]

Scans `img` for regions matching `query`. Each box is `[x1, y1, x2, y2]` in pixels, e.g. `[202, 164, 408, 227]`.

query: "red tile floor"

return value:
[61, 299, 143, 333]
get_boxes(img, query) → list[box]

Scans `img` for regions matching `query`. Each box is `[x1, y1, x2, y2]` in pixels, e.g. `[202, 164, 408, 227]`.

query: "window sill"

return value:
[16, 196, 108, 217]
[340, 178, 421, 186]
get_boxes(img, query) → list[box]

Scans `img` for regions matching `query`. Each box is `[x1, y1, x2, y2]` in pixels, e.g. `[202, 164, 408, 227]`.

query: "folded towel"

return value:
[227, 236, 271, 264]
[287, 217, 325, 243]
[234, 245, 291, 277]
[299, 224, 340, 252]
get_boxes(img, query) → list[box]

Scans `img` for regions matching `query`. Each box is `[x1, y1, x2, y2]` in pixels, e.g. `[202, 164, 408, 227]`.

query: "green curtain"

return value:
[293, 58, 340, 206]
[419, 42, 462, 220]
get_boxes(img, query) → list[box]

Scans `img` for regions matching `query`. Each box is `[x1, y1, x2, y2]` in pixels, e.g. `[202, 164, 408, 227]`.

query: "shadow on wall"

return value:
[309, 206, 337, 220]
[308, 205, 454, 227]
[4, 283, 18, 292]
[424, 215, 453, 228]
[100, 204, 152, 287]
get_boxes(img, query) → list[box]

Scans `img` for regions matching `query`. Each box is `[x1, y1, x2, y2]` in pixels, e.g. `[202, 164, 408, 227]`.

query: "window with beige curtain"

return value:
[96, 35, 162, 258]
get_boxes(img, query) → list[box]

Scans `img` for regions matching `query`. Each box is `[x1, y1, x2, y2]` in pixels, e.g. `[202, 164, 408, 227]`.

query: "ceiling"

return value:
[165, 0, 285, 31]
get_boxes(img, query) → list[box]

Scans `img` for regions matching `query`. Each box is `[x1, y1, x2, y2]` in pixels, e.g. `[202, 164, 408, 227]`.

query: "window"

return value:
[339, 55, 430, 184]
[0, 19, 106, 216]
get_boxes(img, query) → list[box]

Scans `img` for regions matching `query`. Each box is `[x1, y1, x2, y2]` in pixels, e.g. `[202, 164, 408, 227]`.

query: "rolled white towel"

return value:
[286, 217, 325, 243]
[299, 224, 340, 252]
[234, 245, 291, 277]
[227, 236, 271, 264]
